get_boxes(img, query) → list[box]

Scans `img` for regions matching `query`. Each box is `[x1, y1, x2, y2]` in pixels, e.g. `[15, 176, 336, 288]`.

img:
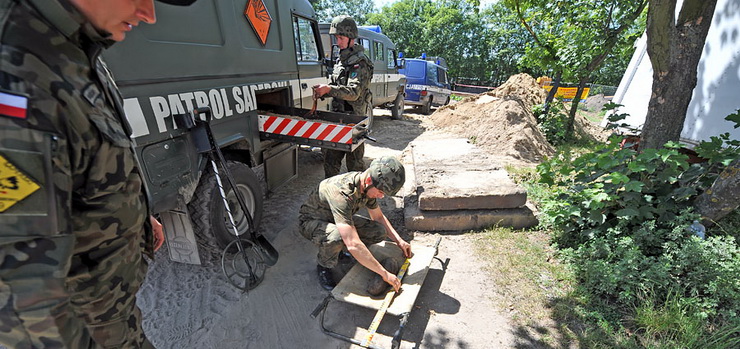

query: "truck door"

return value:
[292, 15, 326, 109]
[372, 40, 387, 104]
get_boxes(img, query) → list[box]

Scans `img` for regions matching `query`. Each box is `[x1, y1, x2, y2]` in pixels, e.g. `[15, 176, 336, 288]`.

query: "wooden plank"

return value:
[331, 241, 436, 316]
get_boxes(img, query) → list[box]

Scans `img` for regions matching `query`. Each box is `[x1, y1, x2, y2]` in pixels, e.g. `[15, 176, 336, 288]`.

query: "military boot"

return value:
[317, 265, 336, 291]
[367, 257, 400, 297]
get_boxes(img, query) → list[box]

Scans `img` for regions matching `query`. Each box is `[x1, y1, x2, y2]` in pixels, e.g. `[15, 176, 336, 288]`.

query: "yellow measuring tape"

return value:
[360, 257, 412, 348]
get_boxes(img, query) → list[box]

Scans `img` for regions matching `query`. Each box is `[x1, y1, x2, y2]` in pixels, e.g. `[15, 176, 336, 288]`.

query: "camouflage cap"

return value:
[329, 15, 358, 39]
[368, 156, 405, 196]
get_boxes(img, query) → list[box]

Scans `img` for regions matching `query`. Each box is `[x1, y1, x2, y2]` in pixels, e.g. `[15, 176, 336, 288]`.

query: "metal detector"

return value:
[176, 107, 279, 291]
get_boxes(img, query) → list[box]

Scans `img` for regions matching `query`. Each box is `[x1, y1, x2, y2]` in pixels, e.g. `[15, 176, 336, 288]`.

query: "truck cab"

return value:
[102, 0, 366, 264]
[319, 24, 407, 119]
[399, 56, 451, 114]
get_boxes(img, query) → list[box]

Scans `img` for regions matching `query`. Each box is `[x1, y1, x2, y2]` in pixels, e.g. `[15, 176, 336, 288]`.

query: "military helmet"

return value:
[329, 15, 358, 39]
[368, 156, 405, 196]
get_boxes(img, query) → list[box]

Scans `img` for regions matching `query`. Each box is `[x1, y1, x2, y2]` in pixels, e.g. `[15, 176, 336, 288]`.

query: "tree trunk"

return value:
[565, 78, 588, 140]
[542, 70, 562, 116]
[694, 157, 740, 227]
[640, 0, 718, 150]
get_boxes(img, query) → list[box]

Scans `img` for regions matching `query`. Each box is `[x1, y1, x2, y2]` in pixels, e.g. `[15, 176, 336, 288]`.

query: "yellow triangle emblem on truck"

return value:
[244, 0, 272, 46]
[0, 153, 40, 213]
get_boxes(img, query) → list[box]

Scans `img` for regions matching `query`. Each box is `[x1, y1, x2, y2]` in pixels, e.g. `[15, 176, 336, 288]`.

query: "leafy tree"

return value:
[366, 0, 492, 83]
[504, 0, 647, 138]
[640, 0, 718, 150]
[309, 0, 375, 24]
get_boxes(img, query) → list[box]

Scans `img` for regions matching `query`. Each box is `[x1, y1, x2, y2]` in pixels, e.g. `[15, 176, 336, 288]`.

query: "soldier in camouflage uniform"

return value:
[299, 156, 411, 291]
[0, 0, 194, 347]
[313, 15, 374, 178]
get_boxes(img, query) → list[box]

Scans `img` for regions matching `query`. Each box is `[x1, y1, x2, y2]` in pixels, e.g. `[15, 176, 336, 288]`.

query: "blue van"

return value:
[399, 55, 451, 114]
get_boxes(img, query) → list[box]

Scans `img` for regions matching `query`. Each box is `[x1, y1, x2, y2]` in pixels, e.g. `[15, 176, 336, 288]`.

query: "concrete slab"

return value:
[404, 194, 538, 231]
[400, 145, 539, 232]
[410, 138, 527, 210]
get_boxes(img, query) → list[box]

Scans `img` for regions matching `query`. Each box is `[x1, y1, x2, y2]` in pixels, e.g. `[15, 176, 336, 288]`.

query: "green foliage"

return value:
[632, 289, 740, 348]
[309, 0, 375, 23]
[533, 101, 569, 146]
[366, 0, 501, 84]
[538, 138, 700, 245]
[536, 135, 740, 333]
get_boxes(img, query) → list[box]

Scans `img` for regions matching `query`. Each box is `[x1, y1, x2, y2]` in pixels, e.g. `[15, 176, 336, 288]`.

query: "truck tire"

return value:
[188, 160, 264, 251]
[390, 93, 405, 120]
[365, 103, 374, 131]
[420, 98, 432, 115]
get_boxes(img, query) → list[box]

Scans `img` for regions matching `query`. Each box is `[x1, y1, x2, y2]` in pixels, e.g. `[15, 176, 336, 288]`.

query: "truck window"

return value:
[387, 49, 396, 69]
[292, 16, 319, 61]
[373, 41, 384, 61]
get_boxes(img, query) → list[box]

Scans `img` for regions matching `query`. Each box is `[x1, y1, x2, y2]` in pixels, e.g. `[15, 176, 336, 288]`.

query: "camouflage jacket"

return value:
[298, 171, 378, 226]
[0, 0, 151, 249]
[327, 44, 374, 115]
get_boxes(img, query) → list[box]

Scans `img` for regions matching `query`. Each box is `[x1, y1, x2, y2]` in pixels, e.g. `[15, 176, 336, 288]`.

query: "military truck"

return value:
[103, 0, 367, 265]
[319, 24, 407, 120]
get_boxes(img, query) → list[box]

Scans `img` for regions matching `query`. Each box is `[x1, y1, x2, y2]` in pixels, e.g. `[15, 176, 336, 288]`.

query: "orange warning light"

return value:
[244, 0, 272, 46]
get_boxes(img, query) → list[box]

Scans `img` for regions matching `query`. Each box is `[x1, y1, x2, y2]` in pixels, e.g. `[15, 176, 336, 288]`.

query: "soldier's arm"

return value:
[336, 222, 401, 292]
[367, 206, 412, 258]
[0, 71, 84, 347]
[326, 61, 370, 102]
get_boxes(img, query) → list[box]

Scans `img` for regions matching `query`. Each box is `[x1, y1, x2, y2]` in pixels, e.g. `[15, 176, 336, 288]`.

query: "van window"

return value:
[292, 16, 319, 61]
[405, 61, 425, 79]
[427, 63, 438, 84]
[438, 67, 448, 84]
[387, 49, 396, 69]
[373, 41, 384, 61]
[359, 38, 371, 55]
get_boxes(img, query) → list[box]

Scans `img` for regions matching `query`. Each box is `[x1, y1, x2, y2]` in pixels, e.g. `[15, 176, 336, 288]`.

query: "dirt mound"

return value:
[431, 73, 555, 164]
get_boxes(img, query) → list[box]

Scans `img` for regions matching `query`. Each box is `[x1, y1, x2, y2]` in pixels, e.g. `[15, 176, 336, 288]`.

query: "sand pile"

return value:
[430, 73, 555, 164]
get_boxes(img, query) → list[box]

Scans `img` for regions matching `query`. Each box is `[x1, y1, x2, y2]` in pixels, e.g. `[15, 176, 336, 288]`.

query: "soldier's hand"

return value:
[382, 272, 401, 292]
[150, 216, 165, 251]
[397, 240, 413, 259]
[312, 84, 330, 99]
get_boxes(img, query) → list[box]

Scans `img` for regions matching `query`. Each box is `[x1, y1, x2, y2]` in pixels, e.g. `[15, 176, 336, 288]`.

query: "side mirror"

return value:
[397, 58, 406, 70]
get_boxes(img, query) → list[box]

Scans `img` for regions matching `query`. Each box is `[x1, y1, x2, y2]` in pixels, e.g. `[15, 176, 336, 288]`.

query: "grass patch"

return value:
[473, 227, 573, 326]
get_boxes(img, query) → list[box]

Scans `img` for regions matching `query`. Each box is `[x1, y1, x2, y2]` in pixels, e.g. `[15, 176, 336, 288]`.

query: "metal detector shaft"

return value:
[194, 108, 279, 266]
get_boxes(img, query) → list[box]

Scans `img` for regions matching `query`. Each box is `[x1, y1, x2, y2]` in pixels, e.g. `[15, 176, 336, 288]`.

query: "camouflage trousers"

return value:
[299, 216, 386, 268]
[0, 231, 153, 349]
[322, 143, 365, 178]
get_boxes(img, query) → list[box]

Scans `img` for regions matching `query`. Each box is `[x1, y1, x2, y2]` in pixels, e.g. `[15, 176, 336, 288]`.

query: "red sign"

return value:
[244, 0, 272, 46]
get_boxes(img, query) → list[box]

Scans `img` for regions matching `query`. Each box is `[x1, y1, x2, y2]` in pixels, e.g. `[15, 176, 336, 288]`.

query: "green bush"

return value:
[537, 134, 740, 323]
[533, 101, 569, 146]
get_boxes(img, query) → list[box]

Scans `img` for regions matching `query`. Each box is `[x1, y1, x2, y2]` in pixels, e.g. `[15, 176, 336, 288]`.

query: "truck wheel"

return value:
[365, 103, 374, 131]
[420, 98, 432, 115]
[390, 93, 405, 120]
[188, 160, 264, 251]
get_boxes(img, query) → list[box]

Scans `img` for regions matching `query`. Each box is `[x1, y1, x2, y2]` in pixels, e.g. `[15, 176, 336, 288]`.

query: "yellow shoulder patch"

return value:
[0, 153, 40, 213]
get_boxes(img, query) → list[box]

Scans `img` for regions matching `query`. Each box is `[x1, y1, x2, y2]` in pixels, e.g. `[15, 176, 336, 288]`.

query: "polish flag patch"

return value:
[0, 92, 28, 119]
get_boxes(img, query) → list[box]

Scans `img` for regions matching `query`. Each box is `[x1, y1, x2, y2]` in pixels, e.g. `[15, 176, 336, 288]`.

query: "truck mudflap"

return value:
[257, 105, 369, 152]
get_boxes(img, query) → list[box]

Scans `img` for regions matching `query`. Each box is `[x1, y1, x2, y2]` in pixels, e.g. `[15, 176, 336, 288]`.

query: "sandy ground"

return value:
[138, 107, 519, 349]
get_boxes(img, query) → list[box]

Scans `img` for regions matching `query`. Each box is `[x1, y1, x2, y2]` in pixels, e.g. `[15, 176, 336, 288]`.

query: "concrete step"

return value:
[401, 138, 538, 231]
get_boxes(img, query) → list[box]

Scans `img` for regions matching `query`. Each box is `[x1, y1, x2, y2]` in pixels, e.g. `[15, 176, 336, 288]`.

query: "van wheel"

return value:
[420, 98, 432, 115]
[188, 160, 264, 251]
[444, 96, 451, 105]
[390, 93, 405, 120]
